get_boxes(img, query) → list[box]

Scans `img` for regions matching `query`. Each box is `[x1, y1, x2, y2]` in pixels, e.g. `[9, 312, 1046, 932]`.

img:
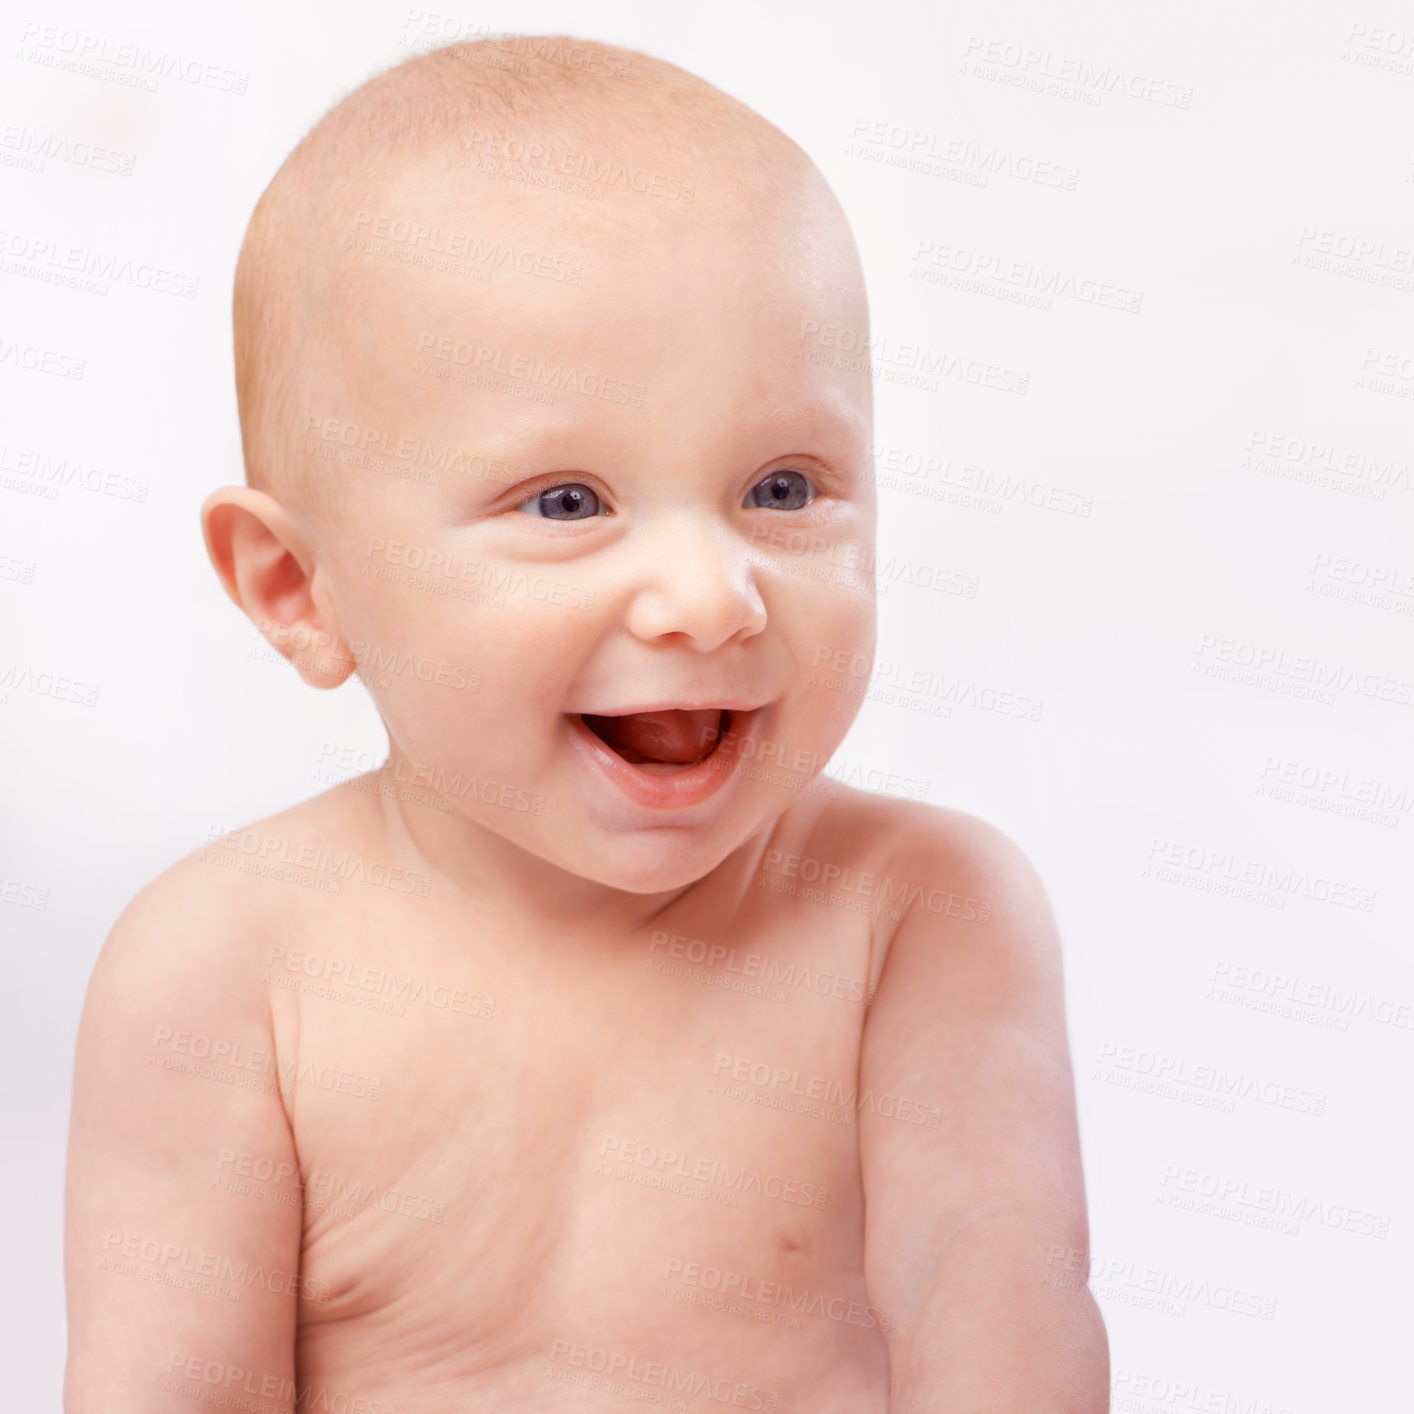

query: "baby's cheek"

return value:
[332, 586, 477, 721]
[803, 579, 875, 663]
[798, 587, 876, 721]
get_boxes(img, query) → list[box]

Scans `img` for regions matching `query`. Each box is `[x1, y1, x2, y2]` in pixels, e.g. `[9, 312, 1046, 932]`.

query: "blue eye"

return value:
[516, 483, 606, 519]
[745, 469, 815, 510]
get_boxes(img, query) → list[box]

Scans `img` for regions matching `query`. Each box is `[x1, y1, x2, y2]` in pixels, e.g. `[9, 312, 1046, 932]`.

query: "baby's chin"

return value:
[530, 804, 767, 897]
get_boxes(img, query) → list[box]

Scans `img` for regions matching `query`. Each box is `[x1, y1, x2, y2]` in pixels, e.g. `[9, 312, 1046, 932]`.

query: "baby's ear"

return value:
[200, 487, 355, 690]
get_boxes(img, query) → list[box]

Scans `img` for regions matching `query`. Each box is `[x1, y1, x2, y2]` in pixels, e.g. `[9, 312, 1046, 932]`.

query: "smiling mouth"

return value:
[578, 708, 731, 767]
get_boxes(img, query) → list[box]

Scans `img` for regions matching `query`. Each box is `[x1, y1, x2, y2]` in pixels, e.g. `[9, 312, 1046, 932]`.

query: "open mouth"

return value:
[578, 708, 731, 769]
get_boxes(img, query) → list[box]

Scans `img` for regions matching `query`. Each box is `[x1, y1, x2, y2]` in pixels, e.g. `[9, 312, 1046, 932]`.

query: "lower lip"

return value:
[565, 708, 758, 811]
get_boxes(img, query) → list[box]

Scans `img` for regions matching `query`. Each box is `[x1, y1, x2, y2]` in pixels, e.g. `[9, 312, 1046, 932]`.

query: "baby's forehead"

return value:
[235, 40, 868, 510]
[310, 139, 863, 374]
[328, 110, 839, 260]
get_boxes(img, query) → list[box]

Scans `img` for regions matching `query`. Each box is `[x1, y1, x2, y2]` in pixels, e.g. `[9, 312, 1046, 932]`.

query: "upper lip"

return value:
[572, 700, 770, 716]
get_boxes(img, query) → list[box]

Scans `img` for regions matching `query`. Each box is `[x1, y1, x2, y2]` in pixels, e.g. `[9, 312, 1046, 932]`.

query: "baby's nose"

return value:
[622, 519, 767, 651]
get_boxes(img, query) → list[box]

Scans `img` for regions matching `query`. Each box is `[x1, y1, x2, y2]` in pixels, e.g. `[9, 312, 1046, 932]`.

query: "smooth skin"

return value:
[64, 56, 1107, 1414]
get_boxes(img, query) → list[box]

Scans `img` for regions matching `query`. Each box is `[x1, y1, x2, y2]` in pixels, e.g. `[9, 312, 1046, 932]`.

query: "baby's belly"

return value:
[299, 1266, 890, 1414]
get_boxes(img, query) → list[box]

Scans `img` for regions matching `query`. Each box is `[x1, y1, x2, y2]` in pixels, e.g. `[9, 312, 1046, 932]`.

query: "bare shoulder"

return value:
[853, 793, 1070, 1081]
[804, 780, 1027, 859]
[887, 797, 1054, 919]
[88, 841, 266, 1016]
[86, 779, 382, 1032]
[801, 784, 1051, 938]
[841, 785, 1040, 867]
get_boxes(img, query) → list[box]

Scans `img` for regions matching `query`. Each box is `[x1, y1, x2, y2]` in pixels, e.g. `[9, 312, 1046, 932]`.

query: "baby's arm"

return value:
[859, 810, 1108, 1413]
[64, 866, 302, 1413]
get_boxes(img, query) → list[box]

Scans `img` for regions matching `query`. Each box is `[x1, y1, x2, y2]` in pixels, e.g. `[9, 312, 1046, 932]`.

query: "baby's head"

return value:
[204, 36, 877, 897]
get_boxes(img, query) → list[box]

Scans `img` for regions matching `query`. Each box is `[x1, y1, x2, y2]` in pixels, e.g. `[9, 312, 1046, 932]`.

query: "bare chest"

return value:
[267, 872, 892, 1406]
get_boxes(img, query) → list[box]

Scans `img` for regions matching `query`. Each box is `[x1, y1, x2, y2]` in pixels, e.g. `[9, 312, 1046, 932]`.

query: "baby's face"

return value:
[299, 170, 875, 895]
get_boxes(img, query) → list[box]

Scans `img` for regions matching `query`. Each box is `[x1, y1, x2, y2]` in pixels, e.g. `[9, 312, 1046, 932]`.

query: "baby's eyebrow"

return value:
[757, 397, 870, 446]
[457, 394, 866, 451]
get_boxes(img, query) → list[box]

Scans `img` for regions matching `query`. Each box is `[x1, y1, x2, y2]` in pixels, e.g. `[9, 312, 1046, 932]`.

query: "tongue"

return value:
[585, 708, 724, 765]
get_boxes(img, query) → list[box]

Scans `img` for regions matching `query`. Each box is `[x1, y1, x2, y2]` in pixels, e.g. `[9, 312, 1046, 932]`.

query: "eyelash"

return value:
[511, 467, 830, 518]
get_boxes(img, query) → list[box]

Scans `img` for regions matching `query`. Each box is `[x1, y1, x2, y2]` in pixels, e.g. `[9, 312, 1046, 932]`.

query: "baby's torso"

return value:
[251, 783, 903, 1414]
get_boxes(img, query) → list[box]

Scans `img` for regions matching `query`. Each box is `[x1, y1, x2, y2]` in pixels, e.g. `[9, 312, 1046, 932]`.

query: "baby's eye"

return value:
[515, 483, 607, 519]
[744, 468, 815, 511]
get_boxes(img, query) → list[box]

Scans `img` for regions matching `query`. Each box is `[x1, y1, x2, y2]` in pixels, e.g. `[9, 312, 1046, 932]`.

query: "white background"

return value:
[3, 2, 1412, 1409]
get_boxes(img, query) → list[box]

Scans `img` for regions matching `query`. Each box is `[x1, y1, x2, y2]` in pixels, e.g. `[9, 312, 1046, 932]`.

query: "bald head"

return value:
[232, 36, 849, 507]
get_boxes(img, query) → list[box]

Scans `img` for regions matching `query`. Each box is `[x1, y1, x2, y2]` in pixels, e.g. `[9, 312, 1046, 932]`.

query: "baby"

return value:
[64, 35, 1107, 1414]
